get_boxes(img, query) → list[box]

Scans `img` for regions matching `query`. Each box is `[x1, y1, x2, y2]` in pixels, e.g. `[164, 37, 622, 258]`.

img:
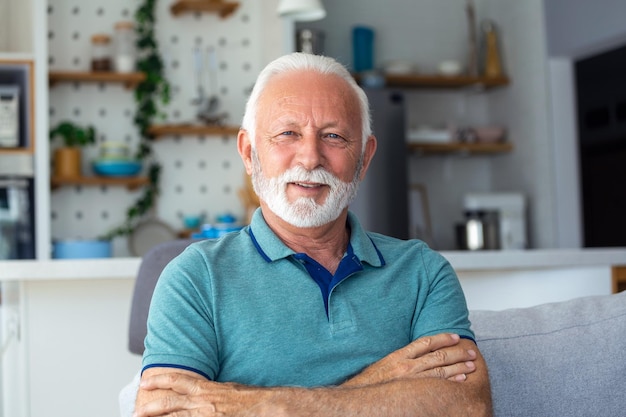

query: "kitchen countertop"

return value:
[1, 248, 625, 282]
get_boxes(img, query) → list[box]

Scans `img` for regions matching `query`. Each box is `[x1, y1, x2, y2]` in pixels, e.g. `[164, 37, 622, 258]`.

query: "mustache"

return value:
[279, 166, 341, 187]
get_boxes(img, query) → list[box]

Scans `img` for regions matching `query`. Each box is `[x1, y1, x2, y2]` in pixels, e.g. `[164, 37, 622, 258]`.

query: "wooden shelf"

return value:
[408, 142, 513, 155]
[170, 0, 240, 18]
[354, 73, 510, 90]
[0, 147, 34, 155]
[49, 71, 146, 89]
[51, 175, 149, 190]
[148, 124, 240, 138]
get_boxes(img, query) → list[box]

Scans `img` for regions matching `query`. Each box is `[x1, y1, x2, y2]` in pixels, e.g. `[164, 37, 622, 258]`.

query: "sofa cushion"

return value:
[470, 291, 626, 417]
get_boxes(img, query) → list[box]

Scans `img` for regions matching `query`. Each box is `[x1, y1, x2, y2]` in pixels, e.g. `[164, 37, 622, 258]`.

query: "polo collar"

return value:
[248, 208, 385, 267]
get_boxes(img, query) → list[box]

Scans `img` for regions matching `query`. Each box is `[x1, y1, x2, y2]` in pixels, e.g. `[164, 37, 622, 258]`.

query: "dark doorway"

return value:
[576, 45, 626, 247]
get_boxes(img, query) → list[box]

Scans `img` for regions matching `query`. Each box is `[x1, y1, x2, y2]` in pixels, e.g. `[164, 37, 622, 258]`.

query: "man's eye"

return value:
[325, 133, 346, 142]
[280, 131, 295, 136]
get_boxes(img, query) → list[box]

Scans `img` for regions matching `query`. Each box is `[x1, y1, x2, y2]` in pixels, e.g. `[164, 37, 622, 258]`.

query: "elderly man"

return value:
[134, 53, 492, 416]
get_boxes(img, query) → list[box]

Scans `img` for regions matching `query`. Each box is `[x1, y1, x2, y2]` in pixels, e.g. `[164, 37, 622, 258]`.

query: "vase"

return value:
[53, 147, 82, 178]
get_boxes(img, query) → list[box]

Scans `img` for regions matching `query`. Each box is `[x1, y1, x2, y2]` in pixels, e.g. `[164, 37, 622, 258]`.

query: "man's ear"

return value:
[237, 129, 253, 175]
[358, 135, 377, 181]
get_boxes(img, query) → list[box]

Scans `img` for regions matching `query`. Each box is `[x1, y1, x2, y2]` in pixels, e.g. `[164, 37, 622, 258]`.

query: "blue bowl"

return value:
[93, 160, 142, 177]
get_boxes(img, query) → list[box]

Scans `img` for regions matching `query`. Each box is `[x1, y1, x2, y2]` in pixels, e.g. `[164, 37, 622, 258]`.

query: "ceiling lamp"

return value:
[277, 0, 326, 21]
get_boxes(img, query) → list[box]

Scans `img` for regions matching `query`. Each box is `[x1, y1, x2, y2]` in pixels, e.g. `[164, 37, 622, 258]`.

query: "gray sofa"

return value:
[470, 290, 626, 416]
[121, 239, 626, 416]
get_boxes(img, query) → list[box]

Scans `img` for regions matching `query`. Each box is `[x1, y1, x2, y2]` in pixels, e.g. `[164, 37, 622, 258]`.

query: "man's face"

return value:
[250, 149, 362, 228]
[241, 70, 375, 228]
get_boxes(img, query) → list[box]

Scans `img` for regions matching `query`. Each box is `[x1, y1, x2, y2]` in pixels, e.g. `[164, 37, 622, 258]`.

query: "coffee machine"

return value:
[463, 192, 527, 250]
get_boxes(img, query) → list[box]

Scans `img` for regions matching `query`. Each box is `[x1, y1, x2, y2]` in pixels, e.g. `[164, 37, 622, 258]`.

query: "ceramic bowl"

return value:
[474, 126, 506, 143]
[93, 160, 142, 177]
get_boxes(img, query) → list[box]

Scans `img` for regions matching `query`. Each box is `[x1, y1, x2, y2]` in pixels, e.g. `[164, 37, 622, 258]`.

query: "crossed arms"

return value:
[134, 333, 493, 417]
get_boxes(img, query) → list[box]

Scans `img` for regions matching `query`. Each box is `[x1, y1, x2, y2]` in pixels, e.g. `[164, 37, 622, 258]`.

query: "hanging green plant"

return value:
[101, 0, 170, 240]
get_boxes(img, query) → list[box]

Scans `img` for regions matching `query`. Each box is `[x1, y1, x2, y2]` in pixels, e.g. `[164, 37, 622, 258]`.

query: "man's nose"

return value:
[296, 132, 324, 169]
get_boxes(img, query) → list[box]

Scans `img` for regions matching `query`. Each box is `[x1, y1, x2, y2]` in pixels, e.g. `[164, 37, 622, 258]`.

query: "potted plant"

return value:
[49, 121, 96, 179]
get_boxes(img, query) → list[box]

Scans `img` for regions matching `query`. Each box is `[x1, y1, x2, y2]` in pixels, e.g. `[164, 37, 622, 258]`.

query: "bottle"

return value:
[91, 34, 112, 71]
[483, 20, 503, 78]
[114, 21, 136, 73]
[352, 26, 374, 73]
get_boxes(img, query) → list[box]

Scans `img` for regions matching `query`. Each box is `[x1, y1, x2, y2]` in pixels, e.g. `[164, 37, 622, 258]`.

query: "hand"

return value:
[134, 371, 274, 417]
[342, 333, 477, 387]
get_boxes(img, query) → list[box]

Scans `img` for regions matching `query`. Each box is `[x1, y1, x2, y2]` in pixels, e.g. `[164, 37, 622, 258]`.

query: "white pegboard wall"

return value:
[47, 0, 263, 256]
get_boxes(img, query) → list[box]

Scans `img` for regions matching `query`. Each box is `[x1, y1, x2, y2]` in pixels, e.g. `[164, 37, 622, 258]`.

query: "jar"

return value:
[114, 21, 136, 73]
[91, 34, 112, 71]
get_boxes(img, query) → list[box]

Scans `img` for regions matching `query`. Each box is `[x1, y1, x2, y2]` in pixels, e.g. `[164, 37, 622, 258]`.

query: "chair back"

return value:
[128, 239, 196, 355]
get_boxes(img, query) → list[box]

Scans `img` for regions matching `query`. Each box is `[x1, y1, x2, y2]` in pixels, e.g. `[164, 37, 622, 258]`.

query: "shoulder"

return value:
[159, 228, 254, 283]
[367, 232, 450, 267]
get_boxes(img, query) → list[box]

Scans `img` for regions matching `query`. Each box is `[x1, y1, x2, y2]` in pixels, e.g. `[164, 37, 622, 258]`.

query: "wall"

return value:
[543, 0, 626, 59]
[47, 0, 282, 257]
[0, 0, 32, 52]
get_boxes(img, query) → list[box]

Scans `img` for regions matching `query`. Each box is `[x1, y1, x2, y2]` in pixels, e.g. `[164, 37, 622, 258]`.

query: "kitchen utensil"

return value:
[384, 60, 416, 75]
[93, 160, 141, 177]
[464, 193, 527, 250]
[456, 210, 500, 250]
[438, 60, 463, 76]
[192, 45, 227, 125]
[99, 141, 130, 160]
[296, 28, 325, 55]
[205, 46, 220, 116]
[183, 214, 204, 230]
[191, 45, 206, 108]
[473, 126, 506, 143]
[129, 212, 177, 257]
[465, 0, 478, 76]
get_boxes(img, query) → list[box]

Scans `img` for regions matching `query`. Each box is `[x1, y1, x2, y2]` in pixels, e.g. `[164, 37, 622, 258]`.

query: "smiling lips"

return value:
[293, 181, 325, 189]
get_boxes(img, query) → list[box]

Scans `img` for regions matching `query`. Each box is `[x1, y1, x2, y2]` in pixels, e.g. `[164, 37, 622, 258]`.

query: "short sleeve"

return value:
[141, 245, 219, 380]
[411, 247, 475, 342]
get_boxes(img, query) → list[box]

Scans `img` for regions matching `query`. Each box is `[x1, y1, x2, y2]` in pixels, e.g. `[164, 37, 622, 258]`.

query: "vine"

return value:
[101, 0, 170, 239]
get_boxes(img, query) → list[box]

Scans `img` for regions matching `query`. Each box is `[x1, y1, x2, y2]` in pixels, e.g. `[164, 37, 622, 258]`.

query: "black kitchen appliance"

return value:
[349, 88, 409, 239]
[0, 155, 35, 259]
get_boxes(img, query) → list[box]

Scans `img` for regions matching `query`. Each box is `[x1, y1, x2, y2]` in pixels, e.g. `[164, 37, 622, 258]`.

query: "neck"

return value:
[261, 205, 350, 274]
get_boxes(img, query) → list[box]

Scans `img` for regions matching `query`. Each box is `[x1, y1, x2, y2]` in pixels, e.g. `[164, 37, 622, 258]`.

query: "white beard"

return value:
[250, 150, 362, 228]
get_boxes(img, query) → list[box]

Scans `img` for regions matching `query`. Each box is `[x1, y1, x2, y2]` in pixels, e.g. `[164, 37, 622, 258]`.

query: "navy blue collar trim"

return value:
[142, 363, 211, 381]
[248, 228, 272, 263]
[368, 236, 386, 266]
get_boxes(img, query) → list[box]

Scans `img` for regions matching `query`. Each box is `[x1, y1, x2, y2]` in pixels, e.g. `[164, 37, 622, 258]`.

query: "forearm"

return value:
[135, 336, 492, 417]
[246, 377, 491, 417]
[136, 371, 491, 417]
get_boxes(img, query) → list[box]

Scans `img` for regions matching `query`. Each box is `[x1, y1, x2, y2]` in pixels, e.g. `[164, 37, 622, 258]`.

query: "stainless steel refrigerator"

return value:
[349, 88, 408, 239]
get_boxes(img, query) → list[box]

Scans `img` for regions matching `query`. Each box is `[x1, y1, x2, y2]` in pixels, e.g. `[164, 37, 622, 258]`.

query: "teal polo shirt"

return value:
[142, 209, 474, 387]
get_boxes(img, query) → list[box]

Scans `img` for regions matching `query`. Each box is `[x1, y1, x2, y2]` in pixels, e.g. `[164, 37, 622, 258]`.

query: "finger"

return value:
[418, 360, 477, 381]
[417, 346, 477, 372]
[400, 334, 461, 359]
[141, 373, 203, 395]
[134, 393, 224, 417]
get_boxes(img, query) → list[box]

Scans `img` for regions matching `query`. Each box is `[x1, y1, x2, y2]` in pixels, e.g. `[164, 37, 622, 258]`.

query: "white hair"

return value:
[241, 53, 372, 151]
